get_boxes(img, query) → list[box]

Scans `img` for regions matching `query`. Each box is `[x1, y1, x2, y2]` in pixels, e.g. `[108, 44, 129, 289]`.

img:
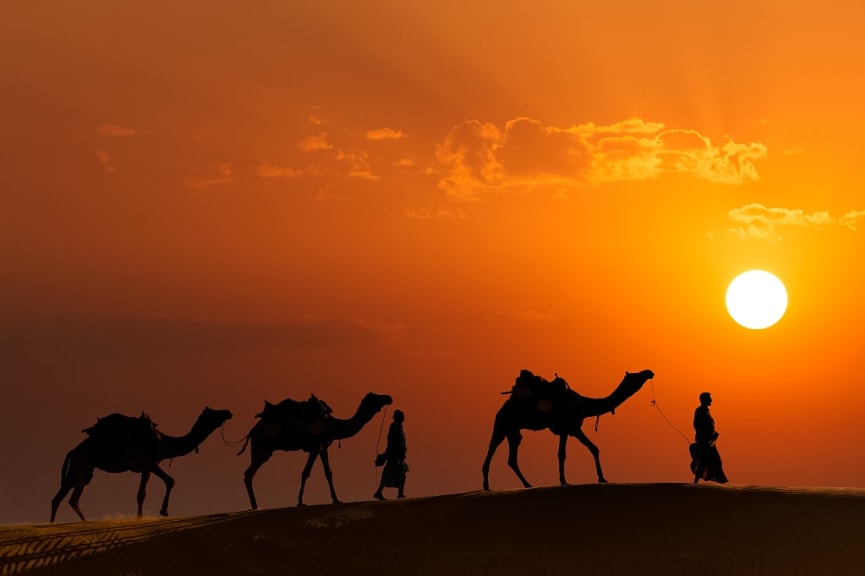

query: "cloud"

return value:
[97, 123, 136, 137]
[257, 164, 302, 179]
[726, 203, 865, 241]
[366, 127, 406, 141]
[336, 149, 379, 180]
[434, 117, 768, 200]
[298, 132, 333, 152]
[96, 150, 115, 173]
[401, 207, 466, 220]
[394, 158, 416, 168]
[185, 162, 234, 188]
[308, 108, 325, 126]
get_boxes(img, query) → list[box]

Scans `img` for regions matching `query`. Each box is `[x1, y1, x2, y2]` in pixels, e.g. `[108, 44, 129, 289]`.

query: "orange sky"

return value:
[3, 0, 865, 524]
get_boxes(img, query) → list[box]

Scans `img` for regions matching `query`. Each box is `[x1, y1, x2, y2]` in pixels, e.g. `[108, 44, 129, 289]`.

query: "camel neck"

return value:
[156, 420, 214, 460]
[329, 406, 378, 441]
[573, 385, 638, 417]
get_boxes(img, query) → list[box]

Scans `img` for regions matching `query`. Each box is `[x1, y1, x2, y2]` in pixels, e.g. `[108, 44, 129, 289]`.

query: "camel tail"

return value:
[236, 433, 251, 456]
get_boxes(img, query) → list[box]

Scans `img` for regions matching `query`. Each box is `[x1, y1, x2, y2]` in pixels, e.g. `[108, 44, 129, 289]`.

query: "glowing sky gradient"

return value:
[2, 0, 865, 524]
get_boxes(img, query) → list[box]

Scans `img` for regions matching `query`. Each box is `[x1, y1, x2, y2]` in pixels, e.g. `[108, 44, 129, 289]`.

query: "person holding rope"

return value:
[691, 392, 729, 484]
[374, 409, 409, 500]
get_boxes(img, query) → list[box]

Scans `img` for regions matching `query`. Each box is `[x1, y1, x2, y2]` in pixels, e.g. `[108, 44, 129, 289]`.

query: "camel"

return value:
[238, 391, 393, 509]
[481, 369, 654, 490]
[50, 406, 233, 523]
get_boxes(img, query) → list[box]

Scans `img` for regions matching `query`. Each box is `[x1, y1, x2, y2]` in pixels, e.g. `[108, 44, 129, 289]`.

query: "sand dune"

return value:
[3, 483, 865, 575]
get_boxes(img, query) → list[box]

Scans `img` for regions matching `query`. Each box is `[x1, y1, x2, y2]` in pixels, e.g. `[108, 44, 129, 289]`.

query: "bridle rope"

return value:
[373, 407, 389, 486]
[650, 377, 691, 444]
[220, 421, 247, 447]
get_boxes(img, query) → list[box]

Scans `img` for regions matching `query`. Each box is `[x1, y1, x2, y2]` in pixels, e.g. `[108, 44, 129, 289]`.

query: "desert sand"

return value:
[3, 483, 865, 575]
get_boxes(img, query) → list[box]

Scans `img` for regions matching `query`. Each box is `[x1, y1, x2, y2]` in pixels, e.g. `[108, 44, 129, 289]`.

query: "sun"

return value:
[725, 270, 788, 329]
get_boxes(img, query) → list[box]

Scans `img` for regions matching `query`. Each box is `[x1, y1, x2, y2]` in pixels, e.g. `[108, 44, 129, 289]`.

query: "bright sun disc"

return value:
[725, 270, 788, 329]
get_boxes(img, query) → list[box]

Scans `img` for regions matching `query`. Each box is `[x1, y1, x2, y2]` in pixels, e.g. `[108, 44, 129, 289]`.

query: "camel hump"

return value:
[256, 394, 333, 421]
[511, 370, 570, 403]
[82, 412, 160, 459]
[83, 412, 158, 437]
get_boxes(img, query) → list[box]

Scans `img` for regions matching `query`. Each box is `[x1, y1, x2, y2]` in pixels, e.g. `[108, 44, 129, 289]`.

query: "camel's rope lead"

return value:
[373, 406, 389, 486]
[650, 378, 691, 444]
[220, 421, 245, 447]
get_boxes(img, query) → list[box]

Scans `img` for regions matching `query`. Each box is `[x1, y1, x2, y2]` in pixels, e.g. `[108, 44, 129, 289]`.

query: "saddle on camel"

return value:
[82, 412, 160, 459]
[255, 393, 334, 435]
[503, 369, 571, 413]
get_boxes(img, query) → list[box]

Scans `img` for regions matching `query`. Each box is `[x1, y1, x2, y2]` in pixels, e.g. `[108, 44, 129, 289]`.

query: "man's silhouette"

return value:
[374, 410, 408, 500]
[691, 392, 728, 484]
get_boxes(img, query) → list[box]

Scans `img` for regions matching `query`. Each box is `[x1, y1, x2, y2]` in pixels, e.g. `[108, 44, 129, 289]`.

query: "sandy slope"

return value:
[3, 484, 865, 576]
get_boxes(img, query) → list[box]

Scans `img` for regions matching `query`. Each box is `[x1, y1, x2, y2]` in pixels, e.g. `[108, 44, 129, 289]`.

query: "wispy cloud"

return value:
[298, 133, 333, 153]
[185, 162, 234, 189]
[394, 158, 416, 168]
[336, 148, 379, 180]
[97, 123, 136, 137]
[96, 150, 115, 173]
[434, 117, 768, 200]
[366, 127, 406, 141]
[257, 164, 302, 179]
[308, 108, 325, 126]
[401, 207, 466, 220]
[724, 203, 865, 241]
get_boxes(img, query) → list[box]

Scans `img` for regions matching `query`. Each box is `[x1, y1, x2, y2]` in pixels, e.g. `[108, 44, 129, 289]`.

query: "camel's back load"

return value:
[505, 370, 571, 410]
[83, 412, 157, 437]
[82, 412, 160, 460]
[255, 394, 333, 422]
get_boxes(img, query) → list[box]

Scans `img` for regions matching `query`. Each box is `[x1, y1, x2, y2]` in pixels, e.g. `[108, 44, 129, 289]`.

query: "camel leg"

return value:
[52, 447, 91, 523]
[50, 486, 72, 523]
[297, 447, 321, 507]
[481, 427, 507, 491]
[136, 470, 152, 518]
[573, 428, 607, 483]
[506, 432, 532, 488]
[557, 434, 569, 486]
[150, 465, 176, 517]
[318, 448, 341, 504]
[243, 450, 271, 511]
[68, 484, 88, 522]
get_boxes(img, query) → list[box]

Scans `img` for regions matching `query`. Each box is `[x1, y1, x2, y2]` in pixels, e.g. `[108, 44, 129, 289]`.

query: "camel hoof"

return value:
[332, 499, 342, 504]
[598, 478, 608, 483]
[160, 510, 169, 517]
[296, 502, 307, 508]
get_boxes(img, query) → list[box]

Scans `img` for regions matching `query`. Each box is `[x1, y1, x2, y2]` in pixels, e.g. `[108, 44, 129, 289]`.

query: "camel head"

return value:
[360, 392, 393, 415]
[196, 406, 234, 432]
[619, 369, 654, 398]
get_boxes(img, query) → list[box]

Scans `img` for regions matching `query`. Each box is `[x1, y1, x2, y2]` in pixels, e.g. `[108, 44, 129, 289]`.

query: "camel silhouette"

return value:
[482, 369, 654, 490]
[50, 407, 233, 523]
[238, 391, 393, 509]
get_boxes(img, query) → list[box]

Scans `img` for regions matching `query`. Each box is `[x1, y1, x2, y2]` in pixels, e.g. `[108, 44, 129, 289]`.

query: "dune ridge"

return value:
[3, 483, 865, 575]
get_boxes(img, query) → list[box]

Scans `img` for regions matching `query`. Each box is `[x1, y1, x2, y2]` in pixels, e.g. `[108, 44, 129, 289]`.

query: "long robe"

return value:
[380, 421, 408, 488]
[691, 406, 728, 483]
